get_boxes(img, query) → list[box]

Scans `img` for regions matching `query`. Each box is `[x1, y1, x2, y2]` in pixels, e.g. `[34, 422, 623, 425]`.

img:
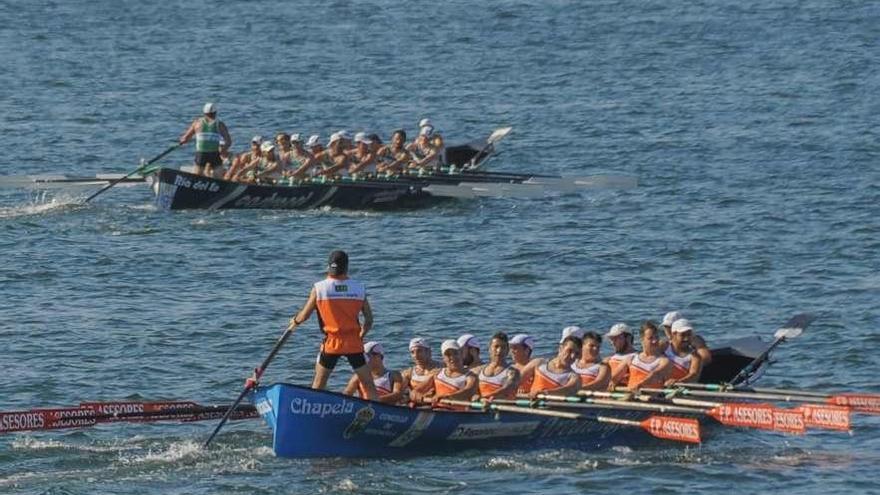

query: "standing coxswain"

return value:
[178, 102, 232, 177]
[343, 341, 404, 404]
[269, 250, 379, 400]
[476, 332, 520, 400]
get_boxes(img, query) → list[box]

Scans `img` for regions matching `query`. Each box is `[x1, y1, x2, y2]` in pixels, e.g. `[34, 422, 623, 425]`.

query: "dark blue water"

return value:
[1, 0, 878, 493]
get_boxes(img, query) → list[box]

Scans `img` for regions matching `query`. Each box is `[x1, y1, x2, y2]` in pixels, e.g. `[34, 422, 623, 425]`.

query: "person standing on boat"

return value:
[457, 334, 483, 369]
[528, 335, 581, 399]
[343, 341, 404, 404]
[663, 319, 703, 386]
[178, 102, 232, 177]
[401, 337, 440, 398]
[572, 331, 611, 391]
[476, 332, 520, 401]
[603, 323, 637, 389]
[284, 250, 379, 400]
[660, 310, 712, 366]
[510, 334, 543, 395]
[623, 322, 671, 391]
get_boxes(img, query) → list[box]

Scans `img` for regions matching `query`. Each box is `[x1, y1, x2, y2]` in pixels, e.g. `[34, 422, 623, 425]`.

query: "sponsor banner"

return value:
[447, 421, 540, 440]
[644, 417, 701, 444]
[290, 397, 355, 418]
[798, 404, 851, 431]
[830, 394, 880, 414]
[771, 409, 806, 434]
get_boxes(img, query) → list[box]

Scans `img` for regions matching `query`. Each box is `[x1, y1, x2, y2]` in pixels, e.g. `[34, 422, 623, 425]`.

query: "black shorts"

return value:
[318, 352, 367, 370]
[195, 152, 222, 168]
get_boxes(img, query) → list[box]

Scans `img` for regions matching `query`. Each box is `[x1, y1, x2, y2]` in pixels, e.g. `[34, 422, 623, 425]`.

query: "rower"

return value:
[318, 133, 351, 177]
[239, 142, 281, 184]
[406, 126, 434, 169]
[660, 311, 683, 341]
[572, 331, 611, 391]
[660, 310, 712, 366]
[476, 332, 520, 400]
[409, 126, 443, 171]
[510, 333, 542, 395]
[401, 337, 440, 399]
[343, 341, 404, 404]
[663, 319, 703, 386]
[216, 140, 232, 179]
[178, 102, 232, 177]
[275, 133, 293, 169]
[624, 321, 671, 391]
[457, 333, 483, 369]
[225, 135, 262, 181]
[286, 134, 315, 179]
[282, 250, 379, 400]
[603, 323, 637, 389]
[348, 132, 378, 175]
[429, 340, 478, 406]
[303, 135, 333, 176]
[376, 130, 413, 174]
[528, 335, 581, 399]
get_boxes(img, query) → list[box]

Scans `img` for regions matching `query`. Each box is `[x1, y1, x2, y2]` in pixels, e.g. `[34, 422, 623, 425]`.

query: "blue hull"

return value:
[253, 383, 651, 458]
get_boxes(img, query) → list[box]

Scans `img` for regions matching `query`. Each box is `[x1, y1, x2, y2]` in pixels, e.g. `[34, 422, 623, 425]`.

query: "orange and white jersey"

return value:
[530, 362, 574, 394]
[627, 354, 666, 388]
[571, 361, 602, 386]
[434, 369, 471, 395]
[314, 276, 366, 354]
[608, 352, 636, 385]
[516, 363, 535, 394]
[478, 365, 515, 399]
[408, 366, 435, 393]
[664, 347, 693, 380]
[358, 371, 393, 399]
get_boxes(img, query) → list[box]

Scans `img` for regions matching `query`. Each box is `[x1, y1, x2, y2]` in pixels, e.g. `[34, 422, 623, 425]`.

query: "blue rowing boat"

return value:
[252, 335, 772, 458]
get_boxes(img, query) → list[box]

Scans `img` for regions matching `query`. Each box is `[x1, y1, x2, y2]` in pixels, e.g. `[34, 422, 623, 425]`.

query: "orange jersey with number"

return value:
[314, 276, 365, 354]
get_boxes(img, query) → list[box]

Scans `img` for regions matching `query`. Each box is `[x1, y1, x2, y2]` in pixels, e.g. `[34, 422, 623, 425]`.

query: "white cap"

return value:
[364, 341, 384, 356]
[328, 132, 342, 145]
[290, 133, 302, 143]
[251, 135, 263, 144]
[419, 118, 432, 129]
[671, 319, 695, 334]
[441, 339, 460, 354]
[662, 311, 684, 327]
[306, 135, 321, 148]
[456, 334, 479, 350]
[354, 132, 372, 145]
[510, 334, 535, 350]
[419, 126, 435, 137]
[606, 323, 632, 338]
[203, 102, 216, 114]
[408, 337, 429, 351]
[261, 142, 275, 153]
[337, 130, 352, 140]
[560, 325, 585, 343]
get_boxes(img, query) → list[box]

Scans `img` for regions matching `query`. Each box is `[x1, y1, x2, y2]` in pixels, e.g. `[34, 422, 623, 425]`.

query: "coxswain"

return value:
[528, 335, 581, 399]
[348, 132, 379, 175]
[277, 250, 379, 400]
[429, 340, 478, 406]
[510, 334, 543, 395]
[224, 136, 262, 181]
[663, 319, 703, 386]
[178, 102, 232, 177]
[476, 332, 520, 400]
[343, 341, 404, 404]
[377, 130, 414, 174]
[572, 331, 611, 391]
[603, 323, 637, 389]
[660, 310, 712, 366]
[401, 337, 440, 399]
[624, 321, 671, 391]
[457, 333, 483, 369]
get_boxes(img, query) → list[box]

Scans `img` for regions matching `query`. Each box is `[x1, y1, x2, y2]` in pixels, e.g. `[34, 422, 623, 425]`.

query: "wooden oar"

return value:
[728, 313, 813, 385]
[539, 392, 811, 434]
[679, 383, 880, 414]
[83, 143, 181, 203]
[440, 398, 701, 444]
[203, 326, 296, 448]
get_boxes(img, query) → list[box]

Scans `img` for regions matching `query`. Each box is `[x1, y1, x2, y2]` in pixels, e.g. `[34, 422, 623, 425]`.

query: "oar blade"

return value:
[640, 416, 702, 444]
[487, 127, 513, 144]
[797, 404, 852, 431]
[709, 403, 806, 434]
[0, 407, 97, 433]
[774, 314, 815, 339]
[829, 394, 880, 414]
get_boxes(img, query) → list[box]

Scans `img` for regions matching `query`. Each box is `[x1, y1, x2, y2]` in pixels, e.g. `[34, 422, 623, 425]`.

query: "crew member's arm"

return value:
[349, 152, 376, 174]
[379, 371, 405, 405]
[482, 367, 521, 400]
[530, 373, 579, 400]
[179, 119, 197, 144]
[320, 156, 349, 176]
[580, 363, 611, 392]
[359, 297, 373, 339]
[605, 356, 633, 387]
[626, 358, 670, 391]
[433, 373, 478, 403]
[692, 335, 713, 365]
[665, 354, 702, 386]
[289, 288, 317, 330]
[289, 153, 316, 178]
[408, 369, 439, 403]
